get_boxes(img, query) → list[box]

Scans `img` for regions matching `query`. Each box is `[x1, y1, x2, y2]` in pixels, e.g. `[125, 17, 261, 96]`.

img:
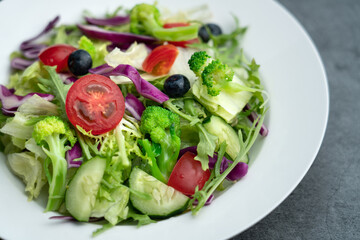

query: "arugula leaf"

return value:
[248, 59, 260, 72]
[127, 207, 156, 227]
[38, 66, 72, 120]
[92, 223, 114, 237]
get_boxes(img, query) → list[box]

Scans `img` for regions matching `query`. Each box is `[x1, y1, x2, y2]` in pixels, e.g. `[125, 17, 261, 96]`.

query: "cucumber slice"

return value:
[65, 156, 106, 221]
[204, 115, 241, 160]
[129, 168, 189, 218]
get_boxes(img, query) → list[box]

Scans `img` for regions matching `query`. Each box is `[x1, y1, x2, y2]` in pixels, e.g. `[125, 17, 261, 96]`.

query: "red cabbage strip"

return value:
[244, 104, 269, 136]
[1, 108, 17, 116]
[85, 15, 130, 26]
[65, 142, 82, 168]
[20, 16, 59, 51]
[179, 146, 248, 181]
[49, 216, 102, 222]
[10, 58, 35, 70]
[19, 16, 59, 60]
[125, 94, 145, 121]
[192, 194, 214, 206]
[0, 85, 54, 116]
[88, 63, 114, 75]
[21, 43, 48, 59]
[58, 73, 78, 84]
[77, 24, 159, 45]
[89, 64, 169, 103]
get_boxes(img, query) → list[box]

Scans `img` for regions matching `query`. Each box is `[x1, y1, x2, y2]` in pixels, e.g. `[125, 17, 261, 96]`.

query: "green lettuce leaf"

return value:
[91, 184, 130, 225]
[78, 36, 109, 67]
[194, 124, 217, 170]
[7, 152, 47, 200]
[9, 61, 44, 95]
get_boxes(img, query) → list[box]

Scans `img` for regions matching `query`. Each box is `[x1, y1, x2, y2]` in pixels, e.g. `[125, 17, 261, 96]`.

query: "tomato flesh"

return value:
[167, 152, 211, 195]
[168, 38, 200, 48]
[163, 23, 190, 28]
[163, 23, 200, 48]
[65, 74, 125, 135]
[142, 44, 179, 76]
[39, 44, 77, 72]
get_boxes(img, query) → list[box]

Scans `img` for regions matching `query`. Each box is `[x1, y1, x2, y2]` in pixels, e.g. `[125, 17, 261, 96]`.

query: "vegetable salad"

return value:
[0, 3, 268, 236]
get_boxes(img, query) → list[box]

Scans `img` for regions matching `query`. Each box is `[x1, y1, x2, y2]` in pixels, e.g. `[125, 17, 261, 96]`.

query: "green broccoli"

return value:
[188, 51, 253, 123]
[188, 51, 211, 75]
[129, 3, 199, 41]
[188, 51, 234, 96]
[32, 116, 76, 211]
[140, 106, 181, 182]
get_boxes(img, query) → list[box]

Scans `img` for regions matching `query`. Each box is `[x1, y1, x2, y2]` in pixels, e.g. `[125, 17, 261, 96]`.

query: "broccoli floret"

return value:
[201, 60, 234, 96]
[140, 106, 181, 182]
[32, 116, 76, 211]
[188, 51, 211, 75]
[188, 51, 234, 96]
[188, 51, 253, 123]
[129, 3, 199, 41]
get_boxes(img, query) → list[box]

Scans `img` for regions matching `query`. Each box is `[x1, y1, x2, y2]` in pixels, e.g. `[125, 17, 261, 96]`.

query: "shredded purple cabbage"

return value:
[125, 94, 145, 121]
[192, 194, 214, 206]
[10, 58, 35, 70]
[58, 73, 77, 84]
[85, 15, 130, 26]
[20, 16, 59, 51]
[88, 63, 114, 75]
[89, 64, 169, 103]
[65, 142, 82, 168]
[77, 24, 160, 46]
[22, 44, 48, 59]
[19, 16, 59, 61]
[244, 104, 269, 136]
[49, 215, 102, 222]
[179, 146, 248, 181]
[0, 85, 54, 116]
[10, 16, 59, 70]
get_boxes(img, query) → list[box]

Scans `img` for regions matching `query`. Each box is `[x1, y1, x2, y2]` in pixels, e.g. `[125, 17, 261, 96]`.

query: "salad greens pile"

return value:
[0, 2, 268, 236]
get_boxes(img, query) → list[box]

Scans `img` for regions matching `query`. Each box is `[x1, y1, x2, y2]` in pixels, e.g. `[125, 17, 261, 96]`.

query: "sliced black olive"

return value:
[164, 74, 190, 98]
[68, 49, 92, 76]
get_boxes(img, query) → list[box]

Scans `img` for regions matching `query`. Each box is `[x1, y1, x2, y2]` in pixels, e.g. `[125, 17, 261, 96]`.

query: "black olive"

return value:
[164, 74, 190, 98]
[68, 49, 92, 76]
[198, 23, 223, 43]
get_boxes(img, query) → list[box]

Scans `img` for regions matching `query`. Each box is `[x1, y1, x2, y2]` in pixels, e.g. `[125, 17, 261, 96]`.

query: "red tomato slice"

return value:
[168, 38, 200, 48]
[142, 44, 179, 76]
[39, 44, 77, 72]
[167, 152, 211, 195]
[163, 23, 190, 28]
[163, 23, 200, 48]
[65, 74, 125, 135]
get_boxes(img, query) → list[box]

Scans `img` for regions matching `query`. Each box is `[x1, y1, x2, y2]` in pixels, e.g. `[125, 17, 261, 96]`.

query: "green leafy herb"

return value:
[190, 109, 267, 214]
[38, 66, 72, 120]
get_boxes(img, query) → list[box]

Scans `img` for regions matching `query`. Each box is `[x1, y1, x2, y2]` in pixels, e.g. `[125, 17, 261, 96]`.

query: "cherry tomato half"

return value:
[163, 23, 200, 48]
[65, 74, 125, 135]
[39, 44, 77, 72]
[142, 44, 179, 76]
[167, 152, 211, 195]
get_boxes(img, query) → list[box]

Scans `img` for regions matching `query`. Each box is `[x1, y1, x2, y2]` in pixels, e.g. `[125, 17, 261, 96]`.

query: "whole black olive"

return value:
[198, 23, 223, 43]
[164, 74, 191, 98]
[68, 49, 92, 76]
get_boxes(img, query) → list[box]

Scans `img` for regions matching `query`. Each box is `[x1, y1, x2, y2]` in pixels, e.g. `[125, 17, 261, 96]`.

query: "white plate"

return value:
[0, 0, 328, 239]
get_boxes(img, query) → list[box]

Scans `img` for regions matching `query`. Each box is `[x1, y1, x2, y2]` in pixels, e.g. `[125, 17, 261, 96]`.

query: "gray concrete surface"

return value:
[233, 0, 360, 239]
